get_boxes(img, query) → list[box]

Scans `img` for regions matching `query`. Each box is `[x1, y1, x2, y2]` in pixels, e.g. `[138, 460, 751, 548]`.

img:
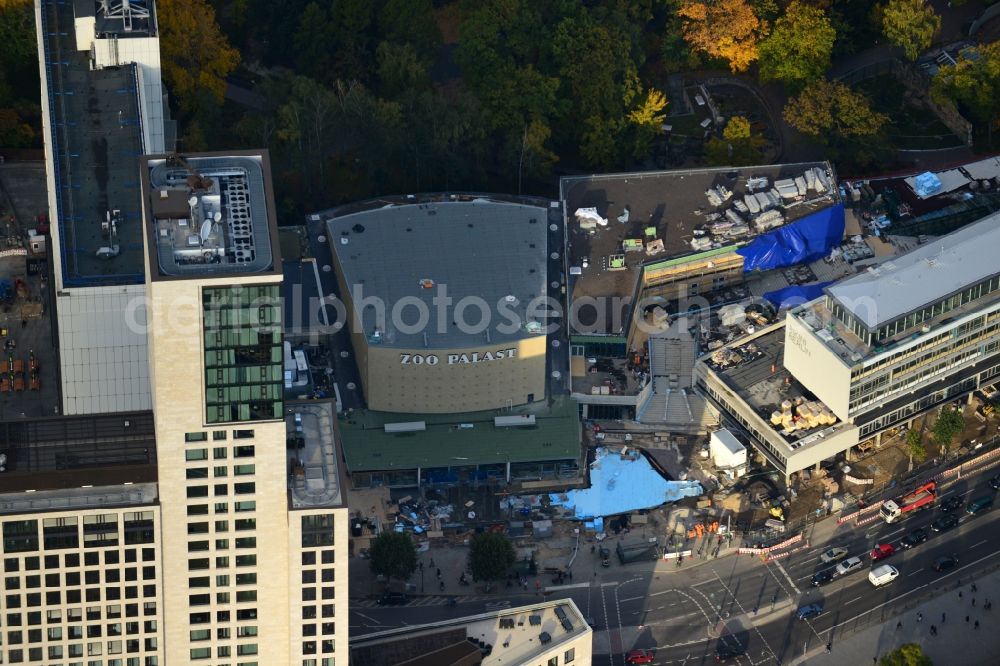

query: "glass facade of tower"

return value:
[203, 285, 283, 424]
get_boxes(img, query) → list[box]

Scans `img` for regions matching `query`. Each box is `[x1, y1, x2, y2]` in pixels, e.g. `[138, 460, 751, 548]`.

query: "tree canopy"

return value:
[906, 428, 927, 463]
[931, 408, 964, 451]
[758, 2, 836, 92]
[468, 532, 516, 588]
[784, 79, 888, 138]
[879, 643, 933, 666]
[705, 115, 765, 165]
[881, 0, 940, 61]
[932, 41, 1000, 140]
[369, 531, 417, 582]
[157, 0, 240, 113]
[678, 0, 769, 73]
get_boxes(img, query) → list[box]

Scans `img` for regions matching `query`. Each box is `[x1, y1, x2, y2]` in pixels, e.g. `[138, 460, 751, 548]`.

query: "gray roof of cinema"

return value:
[326, 199, 549, 349]
[42, 0, 147, 285]
[826, 209, 1000, 328]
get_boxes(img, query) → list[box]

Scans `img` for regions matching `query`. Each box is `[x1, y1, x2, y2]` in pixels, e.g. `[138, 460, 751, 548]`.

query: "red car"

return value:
[870, 543, 896, 561]
[626, 649, 655, 664]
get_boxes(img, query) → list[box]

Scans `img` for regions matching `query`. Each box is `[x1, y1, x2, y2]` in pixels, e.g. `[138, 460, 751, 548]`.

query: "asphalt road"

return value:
[350, 470, 1000, 665]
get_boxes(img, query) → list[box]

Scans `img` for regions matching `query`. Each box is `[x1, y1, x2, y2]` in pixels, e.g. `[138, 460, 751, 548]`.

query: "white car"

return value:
[835, 556, 864, 576]
[869, 564, 899, 587]
[819, 547, 849, 564]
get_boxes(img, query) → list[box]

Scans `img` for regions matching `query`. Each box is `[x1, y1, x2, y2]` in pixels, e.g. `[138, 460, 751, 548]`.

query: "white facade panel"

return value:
[93, 36, 166, 153]
[784, 315, 852, 420]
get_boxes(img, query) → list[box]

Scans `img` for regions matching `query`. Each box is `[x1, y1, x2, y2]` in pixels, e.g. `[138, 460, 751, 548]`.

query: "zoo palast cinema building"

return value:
[320, 195, 582, 489]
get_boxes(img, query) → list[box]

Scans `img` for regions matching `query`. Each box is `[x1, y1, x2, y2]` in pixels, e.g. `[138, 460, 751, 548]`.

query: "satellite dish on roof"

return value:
[213, 212, 222, 222]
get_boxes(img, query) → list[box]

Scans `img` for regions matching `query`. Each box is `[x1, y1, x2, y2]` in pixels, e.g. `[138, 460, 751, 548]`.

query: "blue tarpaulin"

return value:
[737, 204, 845, 272]
[763, 281, 834, 310]
[913, 172, 942, 197]
[548, 448, 703, 520]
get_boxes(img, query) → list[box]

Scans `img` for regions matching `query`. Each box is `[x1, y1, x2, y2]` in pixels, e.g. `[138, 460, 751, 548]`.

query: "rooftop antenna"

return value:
[100, 0, 150, 32]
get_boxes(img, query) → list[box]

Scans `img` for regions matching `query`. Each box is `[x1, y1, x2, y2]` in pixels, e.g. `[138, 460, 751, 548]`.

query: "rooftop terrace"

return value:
[142, 153, 279, 279]
[287, 401, 344, 508]
[704, 326, 842, 448]
[40, 0, 147, 286]
[561, 163, 837, 334]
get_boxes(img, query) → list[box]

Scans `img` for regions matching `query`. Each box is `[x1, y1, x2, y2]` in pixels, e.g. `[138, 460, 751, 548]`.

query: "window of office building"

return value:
[3, 520, 39, 553]
[42, 517, 79, 550]
[301, 515, 335, 548]
[203, 285, 283, 423]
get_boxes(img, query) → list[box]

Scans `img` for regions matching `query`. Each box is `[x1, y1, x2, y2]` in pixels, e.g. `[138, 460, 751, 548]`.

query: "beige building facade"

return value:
[360, 335, 547, 413]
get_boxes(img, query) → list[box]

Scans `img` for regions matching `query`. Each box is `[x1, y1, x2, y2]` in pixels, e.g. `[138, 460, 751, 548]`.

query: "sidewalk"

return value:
[792, 568, 1000, 665]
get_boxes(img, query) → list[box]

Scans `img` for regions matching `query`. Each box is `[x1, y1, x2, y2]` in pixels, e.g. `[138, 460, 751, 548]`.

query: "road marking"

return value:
[907, 568, 924, 577]
[773, 559, 801, 594]
[545, 582, 589, 592]
[353, 612, 379, 624]
[844, 596, 862, 605]
[971, 539, 988, 548]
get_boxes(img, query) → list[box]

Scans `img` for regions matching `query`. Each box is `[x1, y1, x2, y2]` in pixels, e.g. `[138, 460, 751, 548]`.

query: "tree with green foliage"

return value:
[369, 531, 418, 582]
[292, 3, 336, 84]
[0, 1, 35, 65]
[468, 532, 516, 591]
[906, 428, 927, 464]
[157, 0, 240, 113]
[881, 0, 940, 61]
[932, 41, 1000, 144]
[705, 115, 765, 166]
[932, 407, 964, 454]
[784, 79, 889, 167]
[627, 89, 669, 160]
[879, 642, 933, 666]
[376, 41, 431, 99]
[758, 2, 836, 92]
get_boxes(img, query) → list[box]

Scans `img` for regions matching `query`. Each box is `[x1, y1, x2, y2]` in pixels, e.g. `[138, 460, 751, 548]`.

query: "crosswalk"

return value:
[350, 594, 494, 609]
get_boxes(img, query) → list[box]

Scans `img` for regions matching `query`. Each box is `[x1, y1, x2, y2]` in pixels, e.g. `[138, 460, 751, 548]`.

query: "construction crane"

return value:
[165, 153, 213, 192]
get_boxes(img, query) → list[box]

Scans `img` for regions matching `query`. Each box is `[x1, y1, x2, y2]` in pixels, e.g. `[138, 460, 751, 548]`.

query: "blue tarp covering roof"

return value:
[763, 281, 834, 310]
[548, 448, 703, 520]
[913, 172, 942, 197]
[737, 204, 845, 273]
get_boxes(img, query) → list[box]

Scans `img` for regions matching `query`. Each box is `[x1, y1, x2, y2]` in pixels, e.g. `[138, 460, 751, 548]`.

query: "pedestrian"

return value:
[896, 621, 902, 630]
[437, 568, 442, 578]
[942, 612, 946, 623]
[917, 612, 922, 622]
[972, 584, 978, 593]
[825, 643, 832, 653]
[966, 615, 970, 623]
[439, 580, 445, 592]
[975, 620, 980, 630]
[960, 591, 964, 599]
[973, 598, 976, 607]
[430, 558, 435, 568]
[930, 625, 937, 636]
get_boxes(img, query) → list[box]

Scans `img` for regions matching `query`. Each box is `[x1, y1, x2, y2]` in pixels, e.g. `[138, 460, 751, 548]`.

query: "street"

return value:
[350, 466, 1000, 665]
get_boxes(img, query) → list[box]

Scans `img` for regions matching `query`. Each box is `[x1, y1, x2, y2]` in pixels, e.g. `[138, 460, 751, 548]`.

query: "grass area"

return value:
[854, 74, 964, 151]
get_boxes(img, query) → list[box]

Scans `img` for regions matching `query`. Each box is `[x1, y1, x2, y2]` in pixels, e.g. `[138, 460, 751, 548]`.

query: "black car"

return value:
[376, 592, 408, 606]
[932, 513, 959, 532]
[811, 569, 834, 587]
[940, 496, 964, 512]
[933, 555, 958, 572]
[715, 643, 746, 663]
[990, 474, 1000, 491]
[900, 527, 929, 549]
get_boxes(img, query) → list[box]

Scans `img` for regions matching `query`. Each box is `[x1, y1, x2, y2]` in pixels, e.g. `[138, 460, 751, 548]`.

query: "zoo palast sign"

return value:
[400, 348, 518, 366]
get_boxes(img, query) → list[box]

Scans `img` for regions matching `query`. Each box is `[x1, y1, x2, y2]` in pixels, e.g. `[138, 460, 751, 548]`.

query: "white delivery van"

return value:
[868, 564, 899, 587]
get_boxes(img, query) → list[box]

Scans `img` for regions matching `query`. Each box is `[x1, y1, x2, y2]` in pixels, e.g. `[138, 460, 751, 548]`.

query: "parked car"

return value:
[797, 603, 824, 620]
[835, 556, 865, 576]
[966, 495, 994, 516]
[990, 474, 1000, 491]
[940, 496, 964, 512]
[870, 543, 896, 561]
[900, 527, 928, 549]
[819, 547, 849, 564]
[933, 555, 959, 572]
[932, 514, 960, 532]
[376, 592, 408, 606]
[811, 570, 834, 587]
[625, 649, 655, 665]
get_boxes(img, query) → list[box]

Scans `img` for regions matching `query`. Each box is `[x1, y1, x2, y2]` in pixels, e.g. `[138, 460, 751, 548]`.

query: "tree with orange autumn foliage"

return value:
[677, 0, 768, 73]
[156, 0, 240, 113]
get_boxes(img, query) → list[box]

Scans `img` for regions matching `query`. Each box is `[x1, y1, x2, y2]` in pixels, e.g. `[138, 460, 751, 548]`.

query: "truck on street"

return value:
[880, 480, 937, 523]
